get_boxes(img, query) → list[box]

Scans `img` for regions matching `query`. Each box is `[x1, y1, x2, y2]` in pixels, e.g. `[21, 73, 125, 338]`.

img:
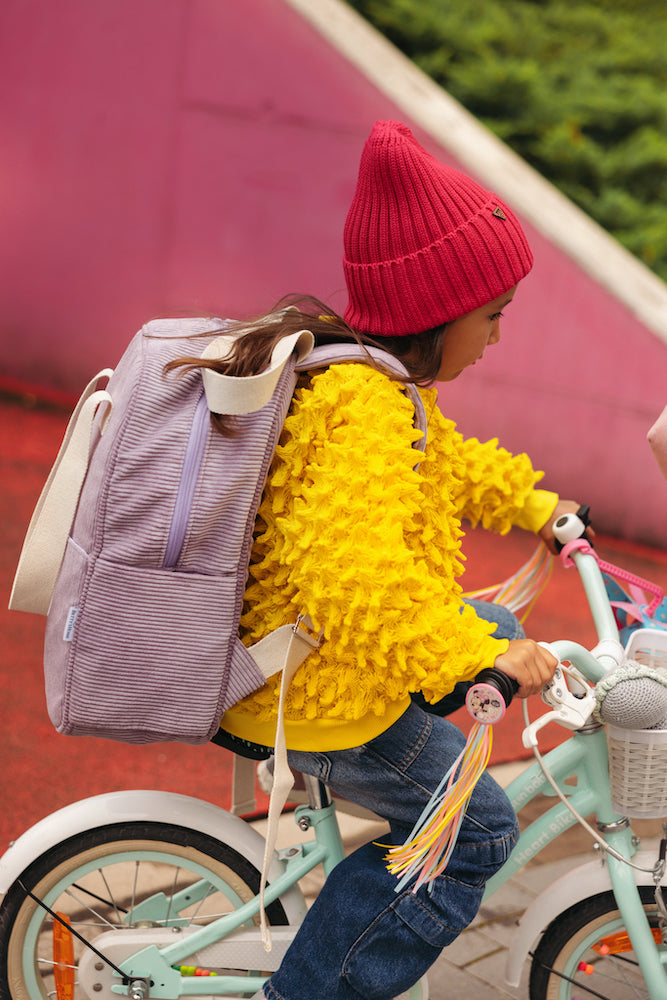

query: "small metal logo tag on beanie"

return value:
[492, 206, 507, 220]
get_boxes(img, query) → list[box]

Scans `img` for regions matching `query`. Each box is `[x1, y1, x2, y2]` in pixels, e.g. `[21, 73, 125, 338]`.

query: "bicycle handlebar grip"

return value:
[465, 668, 519, 725]
[553, 504, 592, 553]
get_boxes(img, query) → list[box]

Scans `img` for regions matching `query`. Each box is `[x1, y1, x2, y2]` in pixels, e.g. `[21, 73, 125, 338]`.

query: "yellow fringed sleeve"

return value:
[427, 406, 558, 534]
[223, 365, 544, 749]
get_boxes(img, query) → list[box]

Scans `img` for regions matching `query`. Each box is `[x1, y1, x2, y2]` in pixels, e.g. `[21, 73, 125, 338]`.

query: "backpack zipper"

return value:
[163, 390, 210, 568]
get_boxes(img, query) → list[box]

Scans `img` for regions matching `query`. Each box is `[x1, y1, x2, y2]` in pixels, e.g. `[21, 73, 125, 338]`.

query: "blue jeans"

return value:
[262, 601, 523, 1000]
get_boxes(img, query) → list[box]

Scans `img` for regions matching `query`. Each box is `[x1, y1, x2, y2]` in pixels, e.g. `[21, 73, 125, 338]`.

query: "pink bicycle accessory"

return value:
[465, 668, 518, 724]
[559, 539, 664, 621]
[466, 683, 507, 724]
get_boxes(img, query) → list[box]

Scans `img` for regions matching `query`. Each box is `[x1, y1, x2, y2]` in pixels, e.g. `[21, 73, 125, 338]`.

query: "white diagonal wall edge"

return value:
[285, 0, 667, 342]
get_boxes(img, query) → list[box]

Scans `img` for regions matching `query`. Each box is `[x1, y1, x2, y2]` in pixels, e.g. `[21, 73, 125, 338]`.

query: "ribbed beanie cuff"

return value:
[343, 121, 533, 336]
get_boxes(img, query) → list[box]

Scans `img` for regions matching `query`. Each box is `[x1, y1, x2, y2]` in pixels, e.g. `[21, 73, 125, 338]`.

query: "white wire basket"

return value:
[607, 723, 667, 818]
[625, 627, 667, 672]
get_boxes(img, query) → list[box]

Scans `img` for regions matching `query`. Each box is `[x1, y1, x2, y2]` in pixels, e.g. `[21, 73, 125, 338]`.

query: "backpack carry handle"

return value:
[202, 334, 428, 445]
[202, 329, 315, 415]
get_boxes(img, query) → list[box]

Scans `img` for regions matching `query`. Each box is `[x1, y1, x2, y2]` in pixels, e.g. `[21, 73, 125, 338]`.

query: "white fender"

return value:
[0, 790, 307, 923]
[505, 850, 659, 986]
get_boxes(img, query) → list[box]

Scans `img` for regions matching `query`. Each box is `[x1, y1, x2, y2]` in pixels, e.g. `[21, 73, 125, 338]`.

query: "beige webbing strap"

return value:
[9, 370, 114, 615]
[201, 329, 314, 415]
[230, 618, 322, 818]
[247, 616, 322, 951]
[248, 619, 322, 679]
[259, 650, 301, 952]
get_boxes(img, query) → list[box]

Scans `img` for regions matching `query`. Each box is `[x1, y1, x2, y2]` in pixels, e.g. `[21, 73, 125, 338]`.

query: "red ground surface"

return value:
[3, 393, 667, 851]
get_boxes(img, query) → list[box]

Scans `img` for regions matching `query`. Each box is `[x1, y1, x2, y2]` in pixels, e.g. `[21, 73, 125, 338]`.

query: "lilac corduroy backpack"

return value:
[9, 316, 428, 748]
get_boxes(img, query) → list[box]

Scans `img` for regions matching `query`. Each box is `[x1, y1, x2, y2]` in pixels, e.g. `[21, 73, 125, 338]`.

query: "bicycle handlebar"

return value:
[466, 506, 627, 731]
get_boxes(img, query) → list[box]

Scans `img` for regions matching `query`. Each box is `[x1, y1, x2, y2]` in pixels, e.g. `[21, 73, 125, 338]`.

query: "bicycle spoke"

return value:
[98, 868, 124, 924]
[129, 861, 139, 924]
[5, 824, 289, 1000]
[63, 888, 118, 929]
[165, 866, 181, 926]
[187, 884, 219, 926]
[532, 956, 611, 999]
[69, 884, 129, 914]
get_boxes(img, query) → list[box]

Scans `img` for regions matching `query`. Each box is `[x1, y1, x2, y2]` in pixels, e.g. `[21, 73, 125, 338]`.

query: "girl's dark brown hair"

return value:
[165, 293, 446, 436]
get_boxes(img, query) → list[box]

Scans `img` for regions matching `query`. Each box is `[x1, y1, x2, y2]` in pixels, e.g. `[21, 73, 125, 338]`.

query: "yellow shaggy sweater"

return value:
[221, 363, 558, 751]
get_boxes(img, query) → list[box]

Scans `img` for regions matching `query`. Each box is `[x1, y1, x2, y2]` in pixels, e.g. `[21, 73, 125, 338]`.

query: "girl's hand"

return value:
[493, 639, 558, 698]
[539, 500, 595, 555]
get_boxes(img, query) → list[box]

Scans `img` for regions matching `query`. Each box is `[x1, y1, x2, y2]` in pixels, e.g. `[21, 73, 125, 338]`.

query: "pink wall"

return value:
[2, 0, 666, 544]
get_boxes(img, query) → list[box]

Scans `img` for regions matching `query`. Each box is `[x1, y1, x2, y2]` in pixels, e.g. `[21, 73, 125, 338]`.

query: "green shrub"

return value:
[347, 0, 667, 281]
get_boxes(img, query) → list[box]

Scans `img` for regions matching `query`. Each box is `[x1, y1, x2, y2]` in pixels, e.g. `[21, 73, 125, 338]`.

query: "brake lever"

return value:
[522, 645, 597, 748]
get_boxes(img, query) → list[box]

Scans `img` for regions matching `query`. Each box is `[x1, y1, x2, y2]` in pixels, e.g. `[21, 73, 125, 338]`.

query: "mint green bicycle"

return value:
[2, 511, 667, 1000]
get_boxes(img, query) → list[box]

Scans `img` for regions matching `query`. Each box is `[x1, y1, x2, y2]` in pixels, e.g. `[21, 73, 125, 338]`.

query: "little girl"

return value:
[204, 121, 585, 1000]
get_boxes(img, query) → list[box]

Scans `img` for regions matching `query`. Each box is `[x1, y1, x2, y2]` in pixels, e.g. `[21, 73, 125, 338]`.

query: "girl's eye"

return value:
[489, 311, 504, 322]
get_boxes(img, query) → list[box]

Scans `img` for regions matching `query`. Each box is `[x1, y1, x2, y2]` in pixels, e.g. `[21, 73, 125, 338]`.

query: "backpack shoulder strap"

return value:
[295, 343, 428, 449]
[9, 370, 113, 615]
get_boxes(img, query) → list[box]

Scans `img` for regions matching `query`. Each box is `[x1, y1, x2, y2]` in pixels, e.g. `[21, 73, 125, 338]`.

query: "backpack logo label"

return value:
[63, 607, 79, 642]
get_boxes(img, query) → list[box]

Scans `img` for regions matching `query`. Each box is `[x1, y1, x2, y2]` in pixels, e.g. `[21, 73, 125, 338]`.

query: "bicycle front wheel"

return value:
[0, 821, 290, 1000]
[529, 887, 665, 1000]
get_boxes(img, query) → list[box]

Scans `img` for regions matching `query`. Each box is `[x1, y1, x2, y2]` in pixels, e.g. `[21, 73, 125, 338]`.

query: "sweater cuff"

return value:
[513, 489, 559, 533]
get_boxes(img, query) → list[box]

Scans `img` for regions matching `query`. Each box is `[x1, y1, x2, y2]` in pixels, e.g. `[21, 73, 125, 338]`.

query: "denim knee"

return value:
[340, 834, 514, 1000]
[448, 770, 519, 885]
[463, 597, 526, 641]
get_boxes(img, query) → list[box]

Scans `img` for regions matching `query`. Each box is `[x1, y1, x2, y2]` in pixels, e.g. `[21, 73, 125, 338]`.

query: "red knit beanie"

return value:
[343, 121, 534, 336]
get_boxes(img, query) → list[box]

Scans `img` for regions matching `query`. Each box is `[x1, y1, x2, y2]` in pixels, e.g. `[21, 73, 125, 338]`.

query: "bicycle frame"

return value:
[484, 542, 667, 998]
[125, 541, 667, 997]
[487, 701, 667, 995]
[2, 538, 667, 1000]
[130, 792, 349, 995]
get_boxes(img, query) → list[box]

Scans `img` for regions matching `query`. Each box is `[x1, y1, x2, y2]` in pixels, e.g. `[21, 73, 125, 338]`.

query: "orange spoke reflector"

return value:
[53, 912, 75, 1000]
[593, 927, 662, 955]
